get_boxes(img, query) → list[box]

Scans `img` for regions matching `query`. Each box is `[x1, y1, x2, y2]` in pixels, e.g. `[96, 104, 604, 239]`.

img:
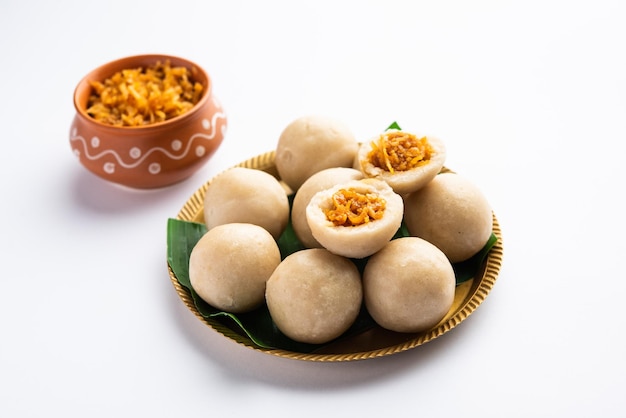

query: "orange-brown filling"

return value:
[86, 60, 203, 127]
[325, 188, 386, 226]
[367, 131, 433, 173]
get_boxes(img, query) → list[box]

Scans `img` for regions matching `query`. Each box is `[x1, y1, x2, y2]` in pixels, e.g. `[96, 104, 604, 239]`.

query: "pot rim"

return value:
[72, 54, 212, 132]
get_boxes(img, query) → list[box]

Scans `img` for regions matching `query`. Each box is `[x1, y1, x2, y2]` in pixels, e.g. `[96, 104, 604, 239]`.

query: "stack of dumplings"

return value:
[188, 115, 494, 344]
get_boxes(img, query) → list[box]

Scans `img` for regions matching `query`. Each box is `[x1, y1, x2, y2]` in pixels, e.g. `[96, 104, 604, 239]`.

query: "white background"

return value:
[1, 0, 625, 417]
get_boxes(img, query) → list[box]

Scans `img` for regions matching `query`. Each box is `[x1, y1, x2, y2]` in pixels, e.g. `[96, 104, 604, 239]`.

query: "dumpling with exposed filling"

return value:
[305, 178, 403, 259]
[291, 167, 364, 248]
[355, 129, 446, 195]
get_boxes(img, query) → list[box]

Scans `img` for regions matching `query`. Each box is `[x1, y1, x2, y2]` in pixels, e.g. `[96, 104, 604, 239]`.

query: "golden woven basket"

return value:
[168, 151, 504, 362]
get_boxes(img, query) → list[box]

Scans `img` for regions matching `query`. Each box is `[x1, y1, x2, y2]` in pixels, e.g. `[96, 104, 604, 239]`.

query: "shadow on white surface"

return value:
[165, 269, 487, 391]
[68, 166, 200, 215]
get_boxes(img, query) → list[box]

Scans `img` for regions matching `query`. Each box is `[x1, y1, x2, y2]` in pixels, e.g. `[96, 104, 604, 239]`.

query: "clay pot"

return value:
[70, 54, 227, 189]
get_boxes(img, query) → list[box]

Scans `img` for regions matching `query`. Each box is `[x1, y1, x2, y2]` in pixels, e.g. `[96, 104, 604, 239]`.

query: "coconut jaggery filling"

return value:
[325, 188, 386, 227]
[86, 60, 203, 127]
[367, 131, 434, 173]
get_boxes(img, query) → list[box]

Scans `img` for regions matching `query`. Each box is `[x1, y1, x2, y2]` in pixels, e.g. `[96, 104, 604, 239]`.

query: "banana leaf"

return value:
[166, 216, 496, 352]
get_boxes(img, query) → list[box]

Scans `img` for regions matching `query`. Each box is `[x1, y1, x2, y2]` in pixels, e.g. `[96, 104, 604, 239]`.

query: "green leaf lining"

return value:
[386, 121, 402, 131]
[452, 232, 498, 284]
[165, 120, 497, 352]
[167, 214, 496, 352]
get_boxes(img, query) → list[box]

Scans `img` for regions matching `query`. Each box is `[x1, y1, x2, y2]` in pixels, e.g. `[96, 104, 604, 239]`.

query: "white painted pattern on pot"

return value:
[70, 110, 227, 175]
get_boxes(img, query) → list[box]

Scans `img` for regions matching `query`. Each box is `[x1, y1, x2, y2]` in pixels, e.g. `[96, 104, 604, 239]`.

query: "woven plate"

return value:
[168, 151, 504, 362]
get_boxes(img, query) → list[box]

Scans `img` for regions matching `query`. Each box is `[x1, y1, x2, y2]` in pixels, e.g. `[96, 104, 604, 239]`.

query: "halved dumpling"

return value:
[355, 129, 446, 195]
[305, 178, 403, 259]
[291, 167, 364, 248]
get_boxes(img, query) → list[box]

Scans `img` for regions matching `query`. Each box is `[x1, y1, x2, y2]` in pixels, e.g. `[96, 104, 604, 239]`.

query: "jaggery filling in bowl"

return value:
[86, 60, 204, 126]
[325, 188, 386, 226]
[367, 131, 434, 173]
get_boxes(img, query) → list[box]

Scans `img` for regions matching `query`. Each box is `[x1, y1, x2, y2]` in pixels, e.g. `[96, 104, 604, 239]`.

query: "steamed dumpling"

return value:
[404, 172, 493, 263]
[265, 248, 363, 344]
[203, 167, 289, 240]
[189, 223, 282, 313]
[363, 237, 456, 333]
[275, 115, 359, 190]
[305, 178, 403, 259]
[355, 129, 446, 195]
[291, 167, 364, 248]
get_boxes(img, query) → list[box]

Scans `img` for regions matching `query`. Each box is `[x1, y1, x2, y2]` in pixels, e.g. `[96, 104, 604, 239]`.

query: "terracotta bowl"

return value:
[70, 54, 227, 189]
